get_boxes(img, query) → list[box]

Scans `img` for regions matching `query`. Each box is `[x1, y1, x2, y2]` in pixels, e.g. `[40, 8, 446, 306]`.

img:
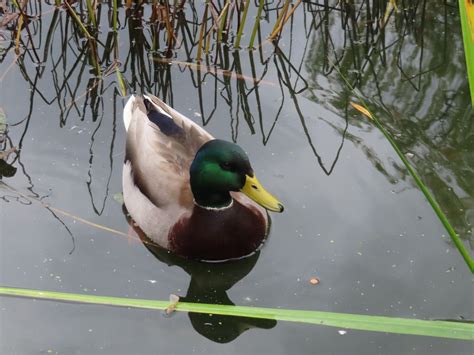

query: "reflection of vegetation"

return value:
[1, 2, 472, 254]
[0, 108, 17, 178]
[1, 1, 472, 253]
[304, 1, 474, 253]
[1, 1, 348, 176]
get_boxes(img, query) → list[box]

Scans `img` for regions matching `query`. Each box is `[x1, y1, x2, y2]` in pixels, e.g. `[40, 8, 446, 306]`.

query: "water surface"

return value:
[1, 2, 473, 354]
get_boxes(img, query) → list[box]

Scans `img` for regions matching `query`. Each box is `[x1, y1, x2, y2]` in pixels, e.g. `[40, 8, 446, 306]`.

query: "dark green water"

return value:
[1, 2, 473, 354]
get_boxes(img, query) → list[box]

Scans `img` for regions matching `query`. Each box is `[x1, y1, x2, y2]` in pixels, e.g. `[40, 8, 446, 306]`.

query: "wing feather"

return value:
[124, 94, 212, 213]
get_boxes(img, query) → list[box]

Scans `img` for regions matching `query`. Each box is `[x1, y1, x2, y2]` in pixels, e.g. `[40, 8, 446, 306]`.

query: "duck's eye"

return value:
[220, 162, 232, 170]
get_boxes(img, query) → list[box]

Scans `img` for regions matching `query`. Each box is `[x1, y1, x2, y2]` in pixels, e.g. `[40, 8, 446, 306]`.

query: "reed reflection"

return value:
[2, 1, 471, 247]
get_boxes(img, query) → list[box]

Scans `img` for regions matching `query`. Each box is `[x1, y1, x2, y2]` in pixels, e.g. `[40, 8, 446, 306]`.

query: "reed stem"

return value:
[249, 0, 264, 49]
[268, 0, 291, 41]
[64, 1, 101, 76]
[113, 0, 118, 32]
[217, 0, 231, 43]
[85, 0, 97, 28]
[197, 3, 209, 61]
[234, 0, 251, 48]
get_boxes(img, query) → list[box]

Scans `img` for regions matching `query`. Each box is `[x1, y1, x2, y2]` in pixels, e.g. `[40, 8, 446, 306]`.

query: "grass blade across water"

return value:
[0, 287, 472, 340]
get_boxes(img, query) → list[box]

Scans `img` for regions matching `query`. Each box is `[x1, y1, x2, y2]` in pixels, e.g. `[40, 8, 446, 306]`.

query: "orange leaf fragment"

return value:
[350, 102, 373, 120]
[466, 0, 474, 42]
[309, 277, 320, 285]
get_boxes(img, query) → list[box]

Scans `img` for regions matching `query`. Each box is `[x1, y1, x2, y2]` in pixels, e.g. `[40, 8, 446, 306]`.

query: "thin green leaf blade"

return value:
[249, 0, 265, 48]
[459, 0, 474, 105]
[116, 67, 127, 97]
[234, 0, 251, 48]
[0, 287, 472, 340]
[332, 60, 474, 273]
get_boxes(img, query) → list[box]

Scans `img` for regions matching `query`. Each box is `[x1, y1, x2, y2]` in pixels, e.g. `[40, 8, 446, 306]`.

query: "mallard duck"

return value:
[123, 94, 284, 261]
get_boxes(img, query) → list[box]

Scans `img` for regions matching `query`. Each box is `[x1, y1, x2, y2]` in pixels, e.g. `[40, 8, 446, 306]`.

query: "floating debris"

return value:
[113, 192, 124, 204]
[164, 294, 180, 316]
[309, 277, 320, 285]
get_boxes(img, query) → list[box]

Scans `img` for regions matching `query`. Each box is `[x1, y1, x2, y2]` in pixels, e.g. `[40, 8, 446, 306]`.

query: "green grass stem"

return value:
[196, 4, 208, 61]
[268, 0, 291, 41]
[217, 0, 231, 43]
[331, 62, 474, 273]
[64, 1, 93, 40]
[459, 0, 474, 105]
[249, 0, 264, 49]
[234, 0, 251, 48]
[85, 0, 97, 28]
[64, 1, 101, 76]
[116, 63, 127, 96]
[374, 121, 473, 272]
[0, 286, 472, 340]
[113, 0, 118, 32]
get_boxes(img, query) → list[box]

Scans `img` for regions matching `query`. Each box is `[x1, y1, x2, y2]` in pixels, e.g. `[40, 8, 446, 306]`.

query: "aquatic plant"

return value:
[459, 0, 474, 104]
[0, 286, 472, 340]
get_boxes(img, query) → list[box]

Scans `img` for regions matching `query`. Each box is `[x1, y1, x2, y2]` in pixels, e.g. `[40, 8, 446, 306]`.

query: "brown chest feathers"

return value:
[168, 200, 268, 261]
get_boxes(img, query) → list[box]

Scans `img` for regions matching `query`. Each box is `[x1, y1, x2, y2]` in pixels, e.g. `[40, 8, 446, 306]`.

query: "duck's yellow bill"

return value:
[240, 175, 284, 213]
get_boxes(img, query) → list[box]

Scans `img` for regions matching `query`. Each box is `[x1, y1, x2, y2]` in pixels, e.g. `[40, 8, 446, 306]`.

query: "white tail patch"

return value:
[123, 95, 135, 131]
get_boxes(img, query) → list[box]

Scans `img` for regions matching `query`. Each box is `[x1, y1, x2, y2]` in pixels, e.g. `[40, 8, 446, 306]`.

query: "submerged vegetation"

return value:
[1, 0, 473, 344]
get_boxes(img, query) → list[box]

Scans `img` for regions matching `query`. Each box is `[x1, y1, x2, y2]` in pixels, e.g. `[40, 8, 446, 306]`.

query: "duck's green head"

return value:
[190, 139, 284, 212]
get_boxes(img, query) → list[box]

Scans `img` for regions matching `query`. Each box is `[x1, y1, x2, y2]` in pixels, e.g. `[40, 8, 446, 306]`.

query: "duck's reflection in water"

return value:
[130, 223, 277, 343]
